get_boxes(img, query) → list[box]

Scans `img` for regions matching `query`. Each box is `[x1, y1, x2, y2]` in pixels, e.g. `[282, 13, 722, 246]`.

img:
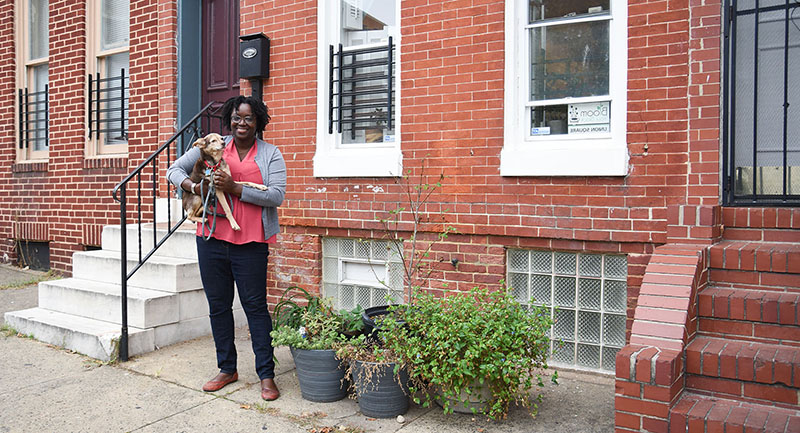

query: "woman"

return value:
[167, 96, 286, 401]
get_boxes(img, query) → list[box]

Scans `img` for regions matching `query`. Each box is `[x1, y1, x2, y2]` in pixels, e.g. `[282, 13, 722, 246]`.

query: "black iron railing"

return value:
[111, 102, 225, 361]
[723, 0, 800, 205]
[329, 38, 395, 140]
[18, 86, 49, 150]
[88, 69, 129, 142]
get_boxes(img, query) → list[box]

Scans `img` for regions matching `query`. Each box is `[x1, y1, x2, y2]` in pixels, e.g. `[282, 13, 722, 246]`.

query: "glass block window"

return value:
[322, 237, 404, 310]
[507, 249, 627, 372]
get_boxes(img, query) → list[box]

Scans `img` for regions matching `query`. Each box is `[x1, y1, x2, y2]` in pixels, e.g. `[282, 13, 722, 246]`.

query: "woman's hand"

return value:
[213, 170, 243, 197]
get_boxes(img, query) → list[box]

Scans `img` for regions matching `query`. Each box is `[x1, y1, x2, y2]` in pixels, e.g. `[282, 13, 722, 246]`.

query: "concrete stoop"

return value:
[4, 223, 244, 361]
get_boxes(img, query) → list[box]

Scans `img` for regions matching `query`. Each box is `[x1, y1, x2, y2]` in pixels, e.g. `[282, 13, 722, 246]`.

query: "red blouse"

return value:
[196, 140, 277, 244]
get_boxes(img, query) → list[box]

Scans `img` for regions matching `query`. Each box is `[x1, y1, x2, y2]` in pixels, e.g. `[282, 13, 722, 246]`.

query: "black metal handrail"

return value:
[111, 101, 225, 361]
[18, 86, 49, 150]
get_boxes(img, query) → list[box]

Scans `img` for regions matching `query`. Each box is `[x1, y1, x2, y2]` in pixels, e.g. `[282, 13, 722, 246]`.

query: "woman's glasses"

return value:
[231, 115, 255, 124]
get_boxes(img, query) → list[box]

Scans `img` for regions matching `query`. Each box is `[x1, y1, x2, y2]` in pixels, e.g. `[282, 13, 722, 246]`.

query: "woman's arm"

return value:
[167, 147, 203, 193]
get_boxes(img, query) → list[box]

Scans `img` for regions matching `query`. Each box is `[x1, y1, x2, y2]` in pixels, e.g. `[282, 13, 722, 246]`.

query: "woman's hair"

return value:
[221, 95, 271, 134]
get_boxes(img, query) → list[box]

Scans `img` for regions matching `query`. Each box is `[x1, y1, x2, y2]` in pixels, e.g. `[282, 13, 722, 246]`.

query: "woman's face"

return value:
[231, 103, 256, 143]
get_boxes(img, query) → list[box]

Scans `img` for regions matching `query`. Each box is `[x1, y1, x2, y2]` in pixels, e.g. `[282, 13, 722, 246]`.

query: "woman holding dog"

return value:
[167, 96, 286, 401]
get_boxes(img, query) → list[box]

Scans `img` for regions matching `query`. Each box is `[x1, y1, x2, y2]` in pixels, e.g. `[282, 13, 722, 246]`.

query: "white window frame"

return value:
[16, 0, 49, 162]
[86, 0, 129, 157]
[314, 0, 403, 178]
[501, 0, 628, 176]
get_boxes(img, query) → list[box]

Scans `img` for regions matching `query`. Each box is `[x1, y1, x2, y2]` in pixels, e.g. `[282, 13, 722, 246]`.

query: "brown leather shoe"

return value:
[202, 371, 238, 392]
[260, 378, 280, 401]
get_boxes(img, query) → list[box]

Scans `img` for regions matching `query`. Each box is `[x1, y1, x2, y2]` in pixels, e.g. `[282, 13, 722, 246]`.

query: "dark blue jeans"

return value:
[196, 236, 275, 380]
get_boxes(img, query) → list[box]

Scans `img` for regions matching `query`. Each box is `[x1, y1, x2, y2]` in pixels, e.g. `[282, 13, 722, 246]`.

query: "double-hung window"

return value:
[314, 0, 402, 177]
[17, 0, 49, 161]
[502, 0, 628, 176]
[87, 0, 129, 155]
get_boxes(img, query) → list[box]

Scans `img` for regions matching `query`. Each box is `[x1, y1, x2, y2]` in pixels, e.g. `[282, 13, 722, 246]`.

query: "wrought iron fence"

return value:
[111, 102, 225, 361]
[723, 0, 800, 205]
[18, 86, 49, 150]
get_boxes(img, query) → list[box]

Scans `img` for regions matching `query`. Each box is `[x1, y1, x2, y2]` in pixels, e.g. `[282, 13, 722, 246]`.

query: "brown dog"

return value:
[182, 133, 267, 231]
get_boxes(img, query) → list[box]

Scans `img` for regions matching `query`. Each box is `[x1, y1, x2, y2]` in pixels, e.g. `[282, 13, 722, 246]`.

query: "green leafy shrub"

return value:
[270, 286, 363, 350]
[384, 287, 556, 420]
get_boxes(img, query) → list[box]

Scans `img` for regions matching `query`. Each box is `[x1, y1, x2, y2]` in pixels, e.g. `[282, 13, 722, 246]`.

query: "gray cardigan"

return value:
[167, 136, 286, 240]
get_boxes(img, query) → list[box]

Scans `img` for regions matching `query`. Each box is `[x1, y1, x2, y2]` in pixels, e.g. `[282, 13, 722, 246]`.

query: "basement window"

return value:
[322, 237, 404, 310]
[507, 249, 627, 372]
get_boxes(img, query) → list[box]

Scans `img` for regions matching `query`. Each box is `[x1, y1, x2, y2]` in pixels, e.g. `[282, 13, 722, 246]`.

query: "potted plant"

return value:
[384, 286, 557, 420]
[270, 286, 363, 403]
[335, 316, 410, 419]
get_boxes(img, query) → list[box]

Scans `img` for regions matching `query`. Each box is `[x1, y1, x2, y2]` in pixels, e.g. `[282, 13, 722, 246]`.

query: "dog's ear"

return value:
[192, 137, 207, 149]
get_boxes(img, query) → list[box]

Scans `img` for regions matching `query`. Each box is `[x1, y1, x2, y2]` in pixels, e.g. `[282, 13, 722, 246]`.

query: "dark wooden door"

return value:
[202, 0, 240, 107]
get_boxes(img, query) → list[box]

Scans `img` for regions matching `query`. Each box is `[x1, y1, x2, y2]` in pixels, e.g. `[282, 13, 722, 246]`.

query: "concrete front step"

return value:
[3, 307, 154, 362]
[685, 336, 800, 407]
[101, 223, 198, 261]
[699, 286, 800, 326]
[38, 278, 179, 329]
[669, 392, 800, 433]
[72, 249, 202, 293]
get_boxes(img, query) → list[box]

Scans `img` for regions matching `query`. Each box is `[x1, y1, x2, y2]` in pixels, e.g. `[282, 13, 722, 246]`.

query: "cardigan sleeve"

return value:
[239, 145, 286, 208]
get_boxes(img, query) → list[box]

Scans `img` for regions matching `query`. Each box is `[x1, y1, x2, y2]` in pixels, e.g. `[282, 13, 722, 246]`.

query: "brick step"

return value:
[708, 268, 800, 292]
[709, 240, 800, 273]
[722, 207, 800, 230]
[685, 337, 800, 407]
[669, 392, 800, 433]
[699, 286, 800, 326]
[698, 317, 800, 346]
[709, 240, 800, 275]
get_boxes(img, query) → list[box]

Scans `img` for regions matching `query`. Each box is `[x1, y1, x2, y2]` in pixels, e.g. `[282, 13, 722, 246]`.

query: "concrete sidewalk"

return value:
[0, 263, 615, 433]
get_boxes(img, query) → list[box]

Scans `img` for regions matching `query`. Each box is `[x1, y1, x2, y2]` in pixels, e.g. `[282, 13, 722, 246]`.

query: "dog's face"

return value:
[192, 133, 226, 162]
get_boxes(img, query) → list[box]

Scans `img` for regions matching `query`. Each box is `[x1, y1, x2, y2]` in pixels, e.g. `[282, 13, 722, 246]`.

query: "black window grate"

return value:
[329, 37, 395, 141]
[18, 86, 49, 150]
[723, 0, 800, 205]
[88, 69, 129, 141]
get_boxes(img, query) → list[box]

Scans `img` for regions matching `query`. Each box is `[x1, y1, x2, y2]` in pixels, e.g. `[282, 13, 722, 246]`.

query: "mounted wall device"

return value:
[239, 33, 270, 101]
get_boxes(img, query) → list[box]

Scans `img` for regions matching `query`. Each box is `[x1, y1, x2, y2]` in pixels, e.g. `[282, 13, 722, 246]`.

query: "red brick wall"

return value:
[0, 0, 723, 319]
[0, 0, 178, 273]
[0, 2, 19, 262]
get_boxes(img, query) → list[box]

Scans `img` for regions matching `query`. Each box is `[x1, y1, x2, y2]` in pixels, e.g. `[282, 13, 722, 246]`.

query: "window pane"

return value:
[102, 52, 129, 145]
[529, 0, 610, 23]
[31, 64, 48, 151]
[29, 0, 48, 59]
[101, 0, 129, 50]
[529, 20, 609, 101]
[341, 0, 395, 48]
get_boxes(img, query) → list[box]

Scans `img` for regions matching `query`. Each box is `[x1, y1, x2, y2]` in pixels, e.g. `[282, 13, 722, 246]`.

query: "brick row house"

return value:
[1, 0, 798, 431]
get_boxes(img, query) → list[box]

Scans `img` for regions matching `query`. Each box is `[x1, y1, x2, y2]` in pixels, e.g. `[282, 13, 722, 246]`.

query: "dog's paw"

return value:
[230, 222, 241, 231]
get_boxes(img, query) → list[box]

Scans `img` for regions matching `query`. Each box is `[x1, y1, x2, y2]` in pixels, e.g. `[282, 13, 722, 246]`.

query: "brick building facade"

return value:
[2, 1, 798, 431]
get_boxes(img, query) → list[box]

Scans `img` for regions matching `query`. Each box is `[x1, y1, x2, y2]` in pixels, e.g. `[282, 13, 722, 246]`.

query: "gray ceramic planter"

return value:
[290, 347, 348, 403]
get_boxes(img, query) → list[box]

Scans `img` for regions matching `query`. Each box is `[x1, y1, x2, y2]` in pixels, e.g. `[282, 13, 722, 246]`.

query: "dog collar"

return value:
[203, 160, 222, 172]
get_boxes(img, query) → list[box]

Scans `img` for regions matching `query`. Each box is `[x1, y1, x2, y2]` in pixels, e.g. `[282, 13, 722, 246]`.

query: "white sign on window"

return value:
[568, 102, 610, 125]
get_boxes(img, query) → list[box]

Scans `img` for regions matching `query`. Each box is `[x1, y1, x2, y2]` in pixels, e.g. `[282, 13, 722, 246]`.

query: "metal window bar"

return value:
[88, 69, 130, 141]
[111, 101, 224, 361]
[723, 0, 800, 205]
[329, 38, 395, 139]
[17, 86, 49, 150]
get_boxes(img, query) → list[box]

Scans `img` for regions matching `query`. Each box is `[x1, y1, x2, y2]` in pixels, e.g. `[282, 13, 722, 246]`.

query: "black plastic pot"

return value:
[352, 360, 409, 418]
[362, 305, 406, 343]
[290, 347, 348, 402]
